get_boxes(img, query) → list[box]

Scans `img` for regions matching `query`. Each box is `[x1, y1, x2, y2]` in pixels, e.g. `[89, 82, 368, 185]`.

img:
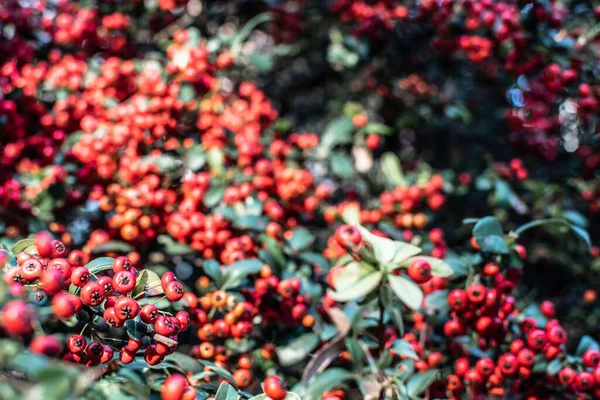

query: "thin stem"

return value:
[377, 289, 386, 400]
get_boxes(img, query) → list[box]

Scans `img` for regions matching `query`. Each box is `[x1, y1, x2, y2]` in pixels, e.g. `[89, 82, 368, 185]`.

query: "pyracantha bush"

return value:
[1, 0, 600, 400]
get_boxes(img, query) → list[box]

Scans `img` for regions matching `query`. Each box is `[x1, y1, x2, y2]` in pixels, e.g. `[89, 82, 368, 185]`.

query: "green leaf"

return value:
[207, 148, 224, 176]
[276, 333, 320, 367]
[157, 235, 194, 256]
[327, 262, 382, 302]
[391, 339, 418, 360]
[133, 269, 163, 297]
[286, 228, 315, 252]
[388, 275, 423, 310]
[424, 290, 449, 313]
[514, 218, 591, 249]
[178, 82, 196, 102]
[304, 368, 352, 400]
[260, 234, 286, 267]
[204, 185, 225, 208]
[364, 122, 393, 135]
[203, 259, 222, 282]
[11, 239, 35, 255]
[215, 382, 239, 400]
[546, 359, 562, 376]
[221, 259, 263, 290]
[197, 359, 235, 383]
[356, 224, 422, 267]
[235, 215, 268, 231]
[402, 256, 453, 277]
[381, 152, 406, 187]
[125, 318, 147, 340]
[84, 257, 115, 274]
[331, 152, 354, 179]
[317, 117, 354, 158]
[474, 235, 509, 254]
[186, 145, 207, 171]
[576, 335, 600, 357]
[406, 370, 439, 397]
[91, 241, 134, 254]
[473, 216, 503, 237]
[249, 394, 301, 400]
[341, 204, 360, 225]
[299, 252, 330, 271]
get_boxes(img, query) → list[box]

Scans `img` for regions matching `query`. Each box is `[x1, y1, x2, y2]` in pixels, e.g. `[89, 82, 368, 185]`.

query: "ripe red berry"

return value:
[113, 270, 136, 293]
[263, 375, 287, 400]
[161, 374, 188, 400]
[67, 334, 87, 354]
[574, 371, 595, 392]
[2, 300, 35, 335]
[527, 329, 548, 351]
[475, 358, 494, 377]
[98, 276, 114, 296]
[112, 256, 133, 272]
[71, 266, 91, 287]
[80, 282, 105, 306]
[583, 349, 600, 368]
[20, 259, 43, 280]
[52, 293, 82, 319]
[540, 300, 555, 318]
[547, 325, 568, 345]
[334, 225, 362, 249]
[448, 289, 468, 311]
[558, 367, 576, 385]
[165, 281, 184, 302]
[114, 296, 140, 320]
[154, 316, 175, 336]
[119, 347, 136, 364]
[466, 284, 485, 304]
[141, 304, 159, 323]
[407, 259, 432, 284]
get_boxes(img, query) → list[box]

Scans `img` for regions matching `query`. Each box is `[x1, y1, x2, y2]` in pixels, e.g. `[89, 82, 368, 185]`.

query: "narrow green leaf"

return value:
[11, 239, 35, 255]
[215, 382, 239, 400]
[406, 370, 439, 396]
[84, 257, 115, 274]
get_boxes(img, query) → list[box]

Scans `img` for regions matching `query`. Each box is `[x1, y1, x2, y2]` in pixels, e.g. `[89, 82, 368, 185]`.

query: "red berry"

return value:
[407, 259, 432, 284]
[113, 270, 136, 293]
[114, 296, 140, 321]
[67, 334, 87, 354]
[263, 375, 287, 400]
[141, 304, 159, 323]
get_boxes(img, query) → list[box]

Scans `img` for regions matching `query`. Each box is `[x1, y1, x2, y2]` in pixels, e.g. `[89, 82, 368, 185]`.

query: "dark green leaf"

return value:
[576, 335, 600, 357]
[425, 290, 449, 313]
[546, 359, 562, 376]
[364, 122, 393, 135]
[125, 318, 147, 340]
[318, 117, 354, 158]
[391, 339, 418, 360]
[197, 359, 236, 387]
[473, 216, 503, 237]
[221, 259, 264, 290]
[331, 152, 354, 179]
[304, 368, 352, 400]
[178, 82, 196, 102]
[474, 235, 509, 254]
[91, 241, 134, 254]
[203, 259, 222, 282]
[235, 215, 267, 231]
[299, 252, 330, 272]
[84, 257, 115, 274]
[406, 370, 439, 397]
[514, 218, 591, 250]
[204, 185, 225, 208]
[286, 228, 315, 252]
[260, 234, 286, 267]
